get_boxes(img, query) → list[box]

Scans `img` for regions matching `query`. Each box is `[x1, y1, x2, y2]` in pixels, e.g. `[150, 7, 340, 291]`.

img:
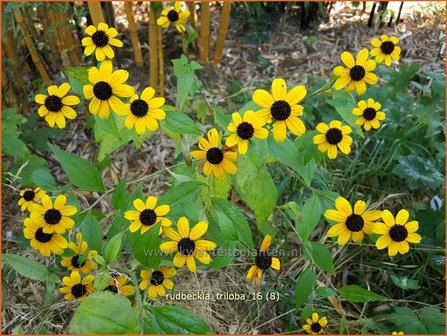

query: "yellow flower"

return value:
[18, 187, 46, 212]
[374, 209, 422, 256]
[302, 312, 328, 335]
[23, 217, 68, 256]
[370, 35, 401, 66]
[225, 110, 269, 154]
[353, 98, 386, 131]
[82, 22, 123, 61]
[116, 87, 166, 135]
[60, 233, 98, 274]
[190, 128, 238, 180]
[392, 332, 404, 335]
[252, 78, 307, 142]
[34, 83, 79, 128]
[333, 48, 378, 95]
[106, 275, 136, 296]
[83, 60, 134, 119]
[160, 217, 217, 272]
[246, 235, 280, 285]
[139, 267, 176, 298]
[59, 270, 94, 301]
[324, 196, 382, 245]
[124, 196, 172, 235]
[30, 194, 77, 234]
[157, 2, 190, 33]
[313, 120, 352, 159]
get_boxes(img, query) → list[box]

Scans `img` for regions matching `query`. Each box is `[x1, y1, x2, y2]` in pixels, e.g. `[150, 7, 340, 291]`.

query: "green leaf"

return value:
[211, 197, 254, 249]
[79, 212, 103, 252]
[392, 155, 444, 190]
[304, 241, 335, 275]
[172, 55, 203, 112]
[234, 155, 277, 229]
[208, 242, 236, 269]
[49, 144, 104, 192]
[2, 254, 58, 283]
[338, 285, 386, 303]
[103, 232, 124, 264]
[162, 111, 201, 135]
[22, 127, 63, 151]
[327, 90, 364, 137]
[419, 307, 445, 334]
[315, 287, 337, 298]
[2, 108, 28, 159]
[390, 275, 420, 290]
[213, 106, 232, 129]
[64, 67, 90, 96]
[112, 179, 128, 210]
[68, 291, 139, 334]
[297, 195, 322, 242]
[132, 223, 162, 268]
[158, 181, 207, 207]
[295, 267, 316, 310]
[145, 305, 213, 334]
[93, 272, 110, 291]
[31, 169, 59, 192]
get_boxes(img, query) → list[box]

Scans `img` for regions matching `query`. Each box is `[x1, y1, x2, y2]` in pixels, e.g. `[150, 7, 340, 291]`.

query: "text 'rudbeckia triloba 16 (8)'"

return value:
[82, 22, 123, 62]
[333, 48, 378, 96]
[83, 61, 134, 119]
[370, 35, 401, 66]
[190, 128, 238, 180]
[116, 86, 166, 135]
[313, 120, 353, 159]
[352, 98, 386, 131]
[373, 209, 422, 256]
[252, 78, 307, 142]
[160, 217, 217, 272]
[34, 83, 80, 128]
[157, 2, 190, 33]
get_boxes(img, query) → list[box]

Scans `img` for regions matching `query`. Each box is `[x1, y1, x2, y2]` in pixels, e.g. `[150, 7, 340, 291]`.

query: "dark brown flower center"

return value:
[44, 209, 62, 225]
[34, 228, 53, 243]
[380, 41, 395, 55]
[206, 147, 224, 164]
[139, 209, 157, 226]
[178, 238, 195, 255]
[71, 255, 86, 269]
[345, 214, 364, 232]
[167, 10, 179, 22]
[236, 122, 255, 140]
[71, 283, 87, 298]
[150, 270, 165, 285]
[130, 99, 149, 117]
[363, 107, 377, 121]
[255, 251, 272, 270]
[389, 224, 408, 242]
[325, 128, 343, 145]
[23, 190, 35, 201]
[106, 285, 118, 293]
[44, 95, 63, 112]
[91, 30, 109, 47]
[270, 100, 291, 121]
[310, 323, 322, 332]
[93, 81, 113, 100]
[349, 65, 366, 81]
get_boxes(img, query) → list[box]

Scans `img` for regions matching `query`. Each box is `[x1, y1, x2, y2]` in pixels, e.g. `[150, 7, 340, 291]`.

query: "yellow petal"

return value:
[395, 209, 409, 225]
[177, 216, 190, 238]
[335, 197, 352, 215]
[253, 89, 274, 108]
[190, 221, 208, 240]
[271, 78, 287, 100]
[341, 51, 355, 68]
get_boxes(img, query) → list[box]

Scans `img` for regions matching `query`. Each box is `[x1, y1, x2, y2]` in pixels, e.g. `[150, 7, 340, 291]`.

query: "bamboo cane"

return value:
[3, 31, 26, 88]
[149, 6, 159, 91]
[57, 12, 81, 66]
[124, 1, 144, 67]
[14, 10, 51, 85]
[38, 4, 61, 71]
[88, 1, 106, 26]
[187, 1, 196, 30]
[199, 1, 210, 63]
[212, 1, 231, 67]
[157, 25, 164, 96]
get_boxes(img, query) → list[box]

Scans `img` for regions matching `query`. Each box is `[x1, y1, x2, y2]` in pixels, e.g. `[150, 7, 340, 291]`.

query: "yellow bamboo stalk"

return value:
[88, 1, 106, 26]
[157, 26, 164, 96]
[14, 10, 51, 85]
[148, 6, 159, 91]
[187, 1, 196, 30]
[38, 5, 61, 70]
[124, 1, 143, 67]
[2, 68, 18, 109]
[57, 12, 81, 66]
[199, 1, 210, 63]
[3, 31, 25, 88]
[212, 1, 231, 67]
